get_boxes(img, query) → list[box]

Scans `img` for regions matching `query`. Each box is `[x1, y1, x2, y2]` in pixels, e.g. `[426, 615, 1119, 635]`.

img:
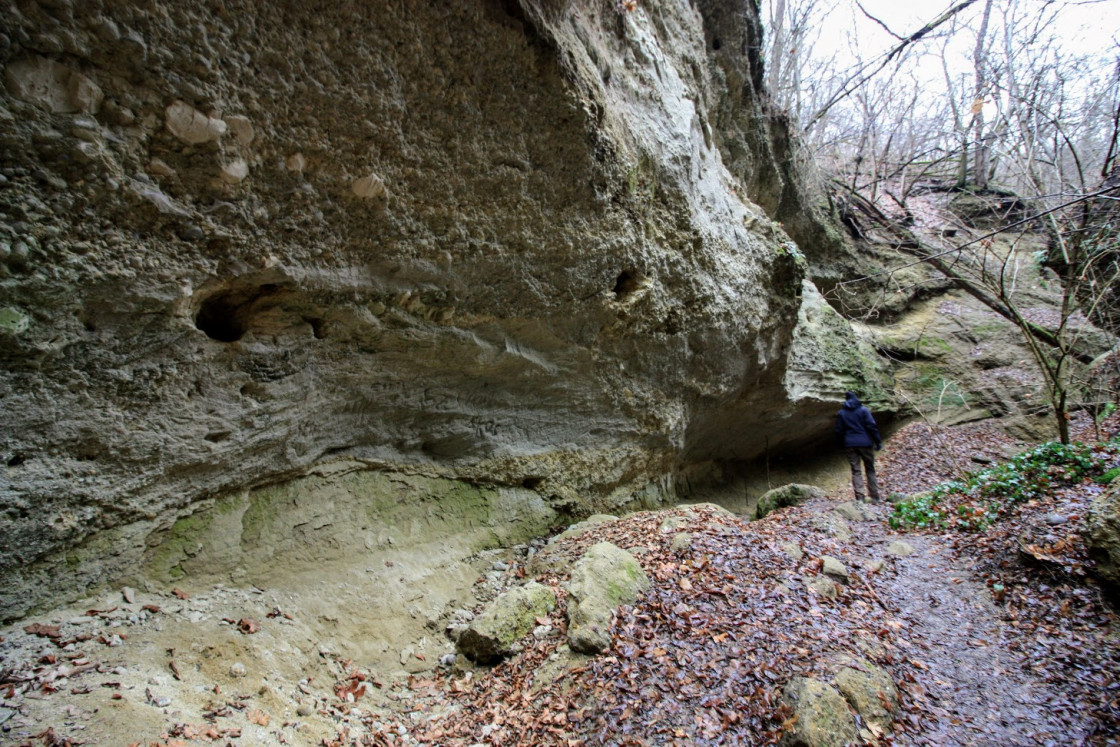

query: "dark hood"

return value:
[843, 392, 861, 410]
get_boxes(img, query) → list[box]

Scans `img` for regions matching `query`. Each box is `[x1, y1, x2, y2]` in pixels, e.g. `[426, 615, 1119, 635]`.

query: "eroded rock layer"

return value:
[0, 0, 879, 618]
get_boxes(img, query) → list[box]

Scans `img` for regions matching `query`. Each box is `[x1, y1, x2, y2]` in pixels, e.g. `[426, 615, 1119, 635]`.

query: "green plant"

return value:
[891, 440, 1119, 531]
[1096, 466, 1120, 485]
[888, 486, 954, 530]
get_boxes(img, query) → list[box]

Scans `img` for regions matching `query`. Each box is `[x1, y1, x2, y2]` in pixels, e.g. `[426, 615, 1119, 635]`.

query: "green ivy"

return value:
[888, 490, 947, 530]
[891, 440, 1119, 532]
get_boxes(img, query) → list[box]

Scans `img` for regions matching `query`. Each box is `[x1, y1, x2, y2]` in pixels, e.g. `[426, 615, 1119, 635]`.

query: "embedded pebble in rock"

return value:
[5, 56, 103, 113]
[148, 159, 175, 177]
[220, 158, 250, 184]
[224, 114, 255, 145]
[179, 224, 205, 241]
[164, 99, 227, 143]
[229, 662, 247, 678]
[285, 153, 307, 172]
[351, 173, 387, 200]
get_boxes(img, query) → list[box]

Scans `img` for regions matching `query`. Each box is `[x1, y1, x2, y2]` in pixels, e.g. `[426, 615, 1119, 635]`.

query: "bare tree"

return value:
[763, 0, 1120, 438]
[968, 0, 996, 189]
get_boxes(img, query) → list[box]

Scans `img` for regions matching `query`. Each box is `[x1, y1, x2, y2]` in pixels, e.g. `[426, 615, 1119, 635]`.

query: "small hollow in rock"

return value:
[195, 283, 286, 342]
[612, 269, 646, 300]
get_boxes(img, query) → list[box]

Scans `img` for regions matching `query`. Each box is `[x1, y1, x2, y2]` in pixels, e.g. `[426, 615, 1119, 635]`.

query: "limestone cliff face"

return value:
[0, 0, 877, 618]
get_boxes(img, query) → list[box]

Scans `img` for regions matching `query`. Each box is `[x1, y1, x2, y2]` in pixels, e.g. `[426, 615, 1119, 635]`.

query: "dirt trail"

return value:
[858, 504, 1095, 746]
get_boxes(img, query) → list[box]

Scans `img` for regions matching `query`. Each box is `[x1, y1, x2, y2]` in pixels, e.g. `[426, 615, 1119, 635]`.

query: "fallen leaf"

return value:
[23, 623, 62, 638]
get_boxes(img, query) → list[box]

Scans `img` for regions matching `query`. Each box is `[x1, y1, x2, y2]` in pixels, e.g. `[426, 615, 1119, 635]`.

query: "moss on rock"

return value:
[567, 542, 650, 654]
[457, 581, 557, 664]
[756, 483, 825, 519]
[781, 676, 858, 747]
[834, 657, 899, 731]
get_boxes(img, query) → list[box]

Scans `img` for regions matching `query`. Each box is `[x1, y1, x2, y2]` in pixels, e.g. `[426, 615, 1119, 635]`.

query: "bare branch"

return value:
[805, 0, 981, 129]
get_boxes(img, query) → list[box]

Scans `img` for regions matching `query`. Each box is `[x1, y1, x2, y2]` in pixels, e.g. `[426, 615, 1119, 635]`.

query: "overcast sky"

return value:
[814, 0, 1119, 64]
[764, 0, 1119, 116]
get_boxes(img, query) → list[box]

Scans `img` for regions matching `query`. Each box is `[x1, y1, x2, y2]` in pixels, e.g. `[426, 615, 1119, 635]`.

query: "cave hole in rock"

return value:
[521, 476, 545, 490]
[7, 453, 25, 467]
[195, 283, 285, 342]
[612, 269, 646, 300]
[303, 316, 327, 339]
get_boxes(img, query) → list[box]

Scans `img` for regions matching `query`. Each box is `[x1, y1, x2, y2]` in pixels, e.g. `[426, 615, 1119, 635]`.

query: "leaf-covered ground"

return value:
[3, 415, 1118, 746]
[338, 416, 1120, 746]
[353, 503, 900, 746]
[877, 415, 1120, 744]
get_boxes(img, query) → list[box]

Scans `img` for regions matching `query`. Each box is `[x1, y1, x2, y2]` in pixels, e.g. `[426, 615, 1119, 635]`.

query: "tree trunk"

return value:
[767, 0, 788, 103]
[1056, 389, 1070, 444]
[956, 136, 969, 189]
[970, 0, 994, 189]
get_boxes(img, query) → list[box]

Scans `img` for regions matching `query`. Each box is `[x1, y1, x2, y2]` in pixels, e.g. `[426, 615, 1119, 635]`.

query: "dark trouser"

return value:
[846, 447, 880, 501]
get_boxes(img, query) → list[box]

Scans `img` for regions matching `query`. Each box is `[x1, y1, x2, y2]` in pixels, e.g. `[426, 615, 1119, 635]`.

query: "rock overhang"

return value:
[0, 0, 880, 618]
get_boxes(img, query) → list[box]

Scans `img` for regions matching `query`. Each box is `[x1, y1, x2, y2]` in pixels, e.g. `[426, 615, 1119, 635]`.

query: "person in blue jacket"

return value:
[836, 391, 883, 502]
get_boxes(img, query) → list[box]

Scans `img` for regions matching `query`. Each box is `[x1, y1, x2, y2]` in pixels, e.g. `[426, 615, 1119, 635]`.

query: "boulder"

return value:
[780, 676, 858, 747]
[456, 581, 556, 664]
[833, 657, 899, 732]
[526, 515, 621, 577]
[553, 515, 619, 543]
[669, 532, 692, 553]
[834, 501, 868, 522]
[820, 556, 849, 583]
[679, 502, 736, 518]
[1088, 482, 1120, 593]
[806, 577, 839, 599]
[658, 515, 689, 533]
[566, 542, 650, 654]
[887, 540, 916, 557]
[756, 484, 826, 519]
[811, 512, 853, 542]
